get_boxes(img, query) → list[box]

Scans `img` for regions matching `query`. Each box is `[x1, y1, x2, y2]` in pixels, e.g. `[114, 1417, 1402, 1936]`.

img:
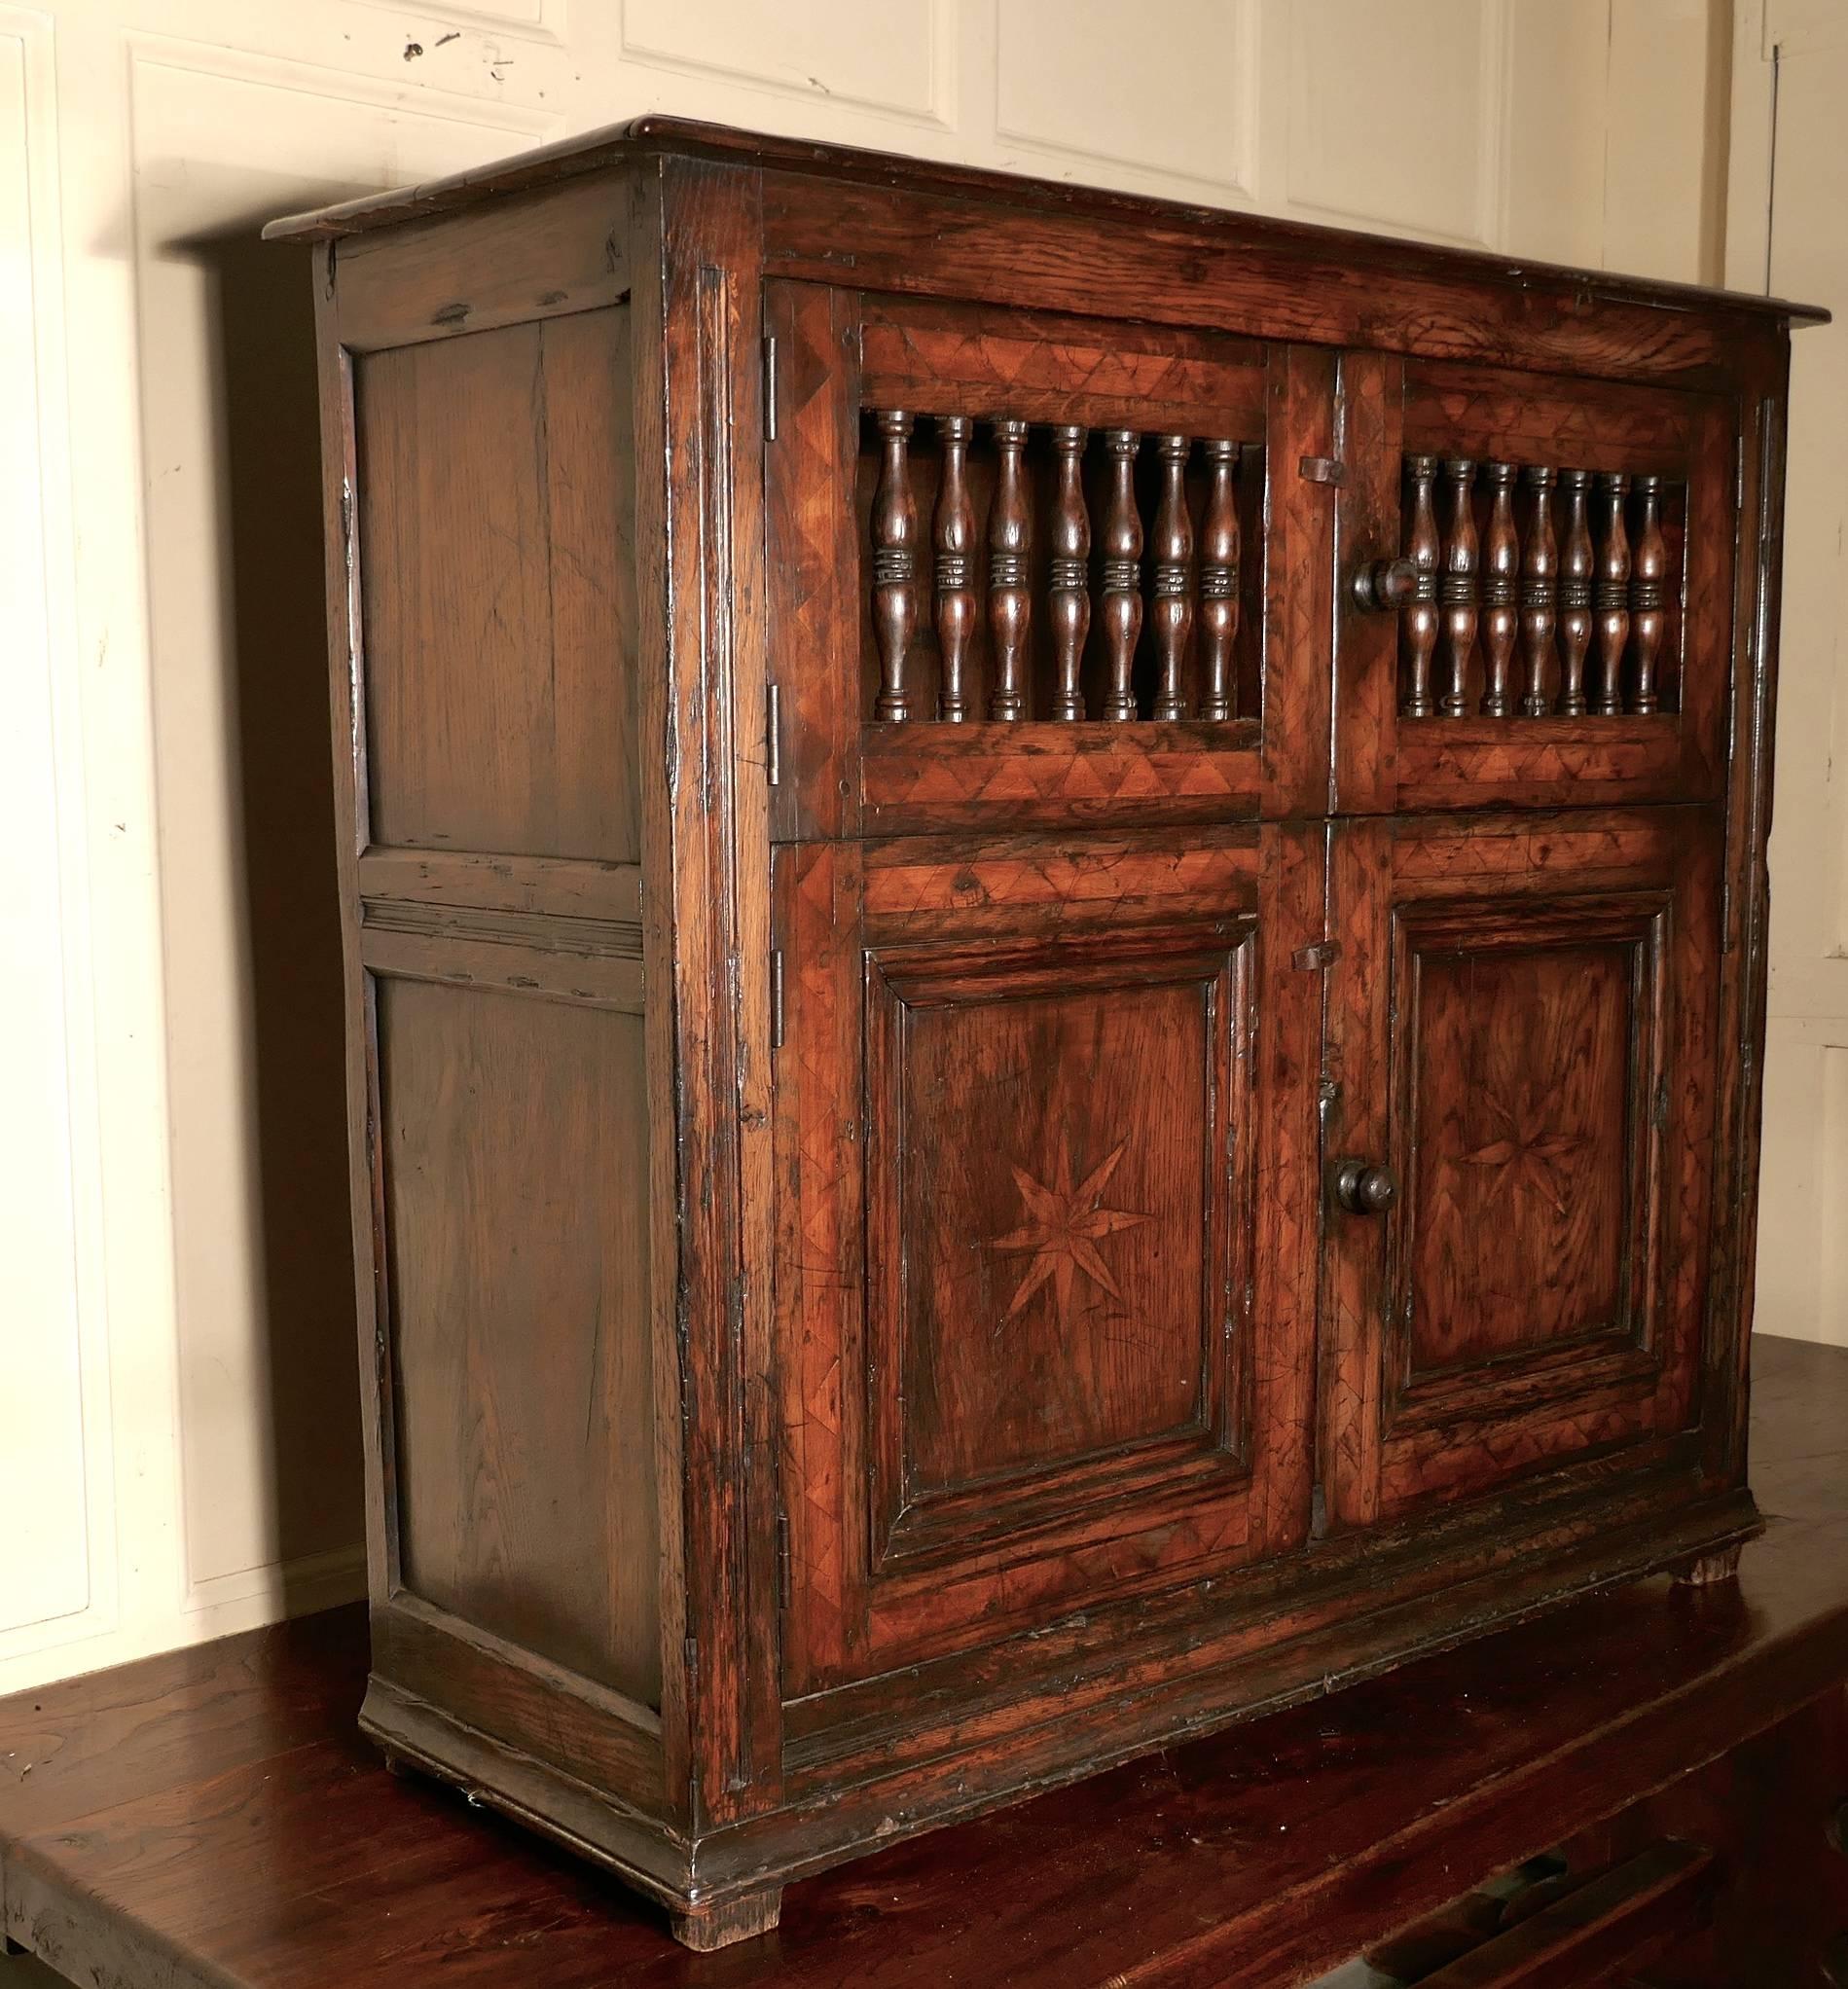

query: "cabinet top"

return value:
[265, 114, 1827, 329]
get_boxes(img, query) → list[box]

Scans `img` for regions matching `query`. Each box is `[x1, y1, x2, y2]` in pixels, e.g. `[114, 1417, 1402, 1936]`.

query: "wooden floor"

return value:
[1, 1334, 1844, 1987]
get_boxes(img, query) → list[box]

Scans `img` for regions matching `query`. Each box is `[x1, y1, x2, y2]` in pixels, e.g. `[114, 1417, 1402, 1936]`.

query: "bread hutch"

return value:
[266, 119, 1823, 1949]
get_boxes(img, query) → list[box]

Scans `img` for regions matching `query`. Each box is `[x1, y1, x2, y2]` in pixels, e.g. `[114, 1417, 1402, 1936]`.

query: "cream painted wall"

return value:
[1731, 0, 1848, 1349]
[0, 0, 1741, 1695]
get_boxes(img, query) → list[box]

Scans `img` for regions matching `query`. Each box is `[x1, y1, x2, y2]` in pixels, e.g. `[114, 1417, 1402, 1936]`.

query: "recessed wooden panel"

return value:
[377, 978, 659, 1706]
[776, 826, 1327, 1699]
[1404, 937, 1636, 1373]
[355, 307, 637, 862]
[887, 971, 1212, 1494]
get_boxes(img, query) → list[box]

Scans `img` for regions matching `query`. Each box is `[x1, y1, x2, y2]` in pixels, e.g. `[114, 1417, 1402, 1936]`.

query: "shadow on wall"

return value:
[180, 224, 365, 1584]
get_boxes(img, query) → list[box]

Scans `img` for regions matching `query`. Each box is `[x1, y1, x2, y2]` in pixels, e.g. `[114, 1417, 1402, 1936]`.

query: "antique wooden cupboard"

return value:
[266, 120, 1824, 1950]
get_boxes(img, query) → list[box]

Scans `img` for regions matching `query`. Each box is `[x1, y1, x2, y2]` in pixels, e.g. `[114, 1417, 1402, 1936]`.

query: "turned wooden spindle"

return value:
[1150, 434, 1194, 722]
[1479, 461, 1518, 717]
[1401, 454, 1440, 719]
[1629, 473, 1667, 715]
[1593, 470, 1632, 716]
[871, 410, 918, 721]
[1557, 468, 1594, 717]
[1197, 439, 1241, 722]
[1047, 424, 1090, 721]
[1437, 457, 1478, 719]
[987, 418, 1032, 722]
[1519, 466, 1558, 717]
[1099, 429, 1143, 722]
[932, 415, 976, 723]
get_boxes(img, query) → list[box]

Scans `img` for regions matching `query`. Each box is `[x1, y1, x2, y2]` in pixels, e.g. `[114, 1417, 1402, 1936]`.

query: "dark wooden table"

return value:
[3, 1334, 1845, 1989]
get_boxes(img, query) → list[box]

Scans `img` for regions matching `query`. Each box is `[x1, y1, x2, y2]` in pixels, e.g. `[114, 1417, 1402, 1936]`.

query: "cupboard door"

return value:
[1320, 809, 1721, 1524]
[773, 824, 1322, 1698]
[1334, 352, 1739, 814]
[763, 280, 1334, 841]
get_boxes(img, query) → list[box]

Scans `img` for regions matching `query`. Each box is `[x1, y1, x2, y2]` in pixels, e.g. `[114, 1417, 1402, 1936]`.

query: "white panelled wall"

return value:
[1729, 1, 1848, 1351]
[0, 0, 1759, 1694]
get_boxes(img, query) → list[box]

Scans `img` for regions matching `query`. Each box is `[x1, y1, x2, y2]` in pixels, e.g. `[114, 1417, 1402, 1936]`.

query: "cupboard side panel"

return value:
[353, 307, 641, 864]
[330, 226, 663, 1724]
[377, 980, 659, 1705]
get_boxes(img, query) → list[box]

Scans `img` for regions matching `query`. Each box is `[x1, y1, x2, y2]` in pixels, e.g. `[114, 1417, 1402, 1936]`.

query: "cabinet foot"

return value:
[1673, 1541, 1744, 1587]
[670, 1887, 782, 1952]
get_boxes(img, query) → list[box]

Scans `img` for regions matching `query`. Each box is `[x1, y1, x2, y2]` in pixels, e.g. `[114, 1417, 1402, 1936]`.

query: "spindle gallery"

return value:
[866, 419, 1245, 724]
[1379, 456, 1683, 720]
[267, 117, 1819, 1950]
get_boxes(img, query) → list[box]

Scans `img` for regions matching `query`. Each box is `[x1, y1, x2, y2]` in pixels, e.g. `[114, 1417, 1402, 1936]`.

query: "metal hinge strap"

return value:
[763, 332, 779, 442]
[770, 949, 785, 1051]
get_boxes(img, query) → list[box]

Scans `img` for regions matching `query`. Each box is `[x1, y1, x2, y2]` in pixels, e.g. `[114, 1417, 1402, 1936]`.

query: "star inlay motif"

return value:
[988, 1141, 1150, 1323]
[1460, 1089, 1590, 1217]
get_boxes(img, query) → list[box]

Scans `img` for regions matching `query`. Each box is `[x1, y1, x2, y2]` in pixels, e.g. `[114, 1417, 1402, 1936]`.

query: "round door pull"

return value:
[1333, 1158, 1397, 1215]
[1352, 556, 1420, 612]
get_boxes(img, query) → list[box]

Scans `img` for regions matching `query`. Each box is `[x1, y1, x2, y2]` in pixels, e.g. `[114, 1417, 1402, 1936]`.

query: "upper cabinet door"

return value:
[763, 279, 1335, 841]
[1332, 352, 1739, 815]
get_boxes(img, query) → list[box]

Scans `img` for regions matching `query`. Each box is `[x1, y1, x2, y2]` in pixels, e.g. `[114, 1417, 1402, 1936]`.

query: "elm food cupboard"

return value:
[266, 120, 1824, 1950]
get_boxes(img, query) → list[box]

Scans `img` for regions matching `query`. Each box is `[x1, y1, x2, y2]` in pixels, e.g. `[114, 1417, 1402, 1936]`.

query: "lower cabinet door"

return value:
[772, 823, 1323, 1698]
[1320, 807, 1722, 1525]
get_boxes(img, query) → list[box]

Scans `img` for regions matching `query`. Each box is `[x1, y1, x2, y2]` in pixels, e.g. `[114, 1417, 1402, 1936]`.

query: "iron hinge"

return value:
[1721, 872, 1735, 956]
[770, 949, 785, 1051]
[766, 680, 781, 787]
[776, 1512, 792, 1609]
[1293, 940, 1340, 971]
[763, 332, 779, 442]
[1734, 430, 1746, 512]
[1299, 454, 1345, 486]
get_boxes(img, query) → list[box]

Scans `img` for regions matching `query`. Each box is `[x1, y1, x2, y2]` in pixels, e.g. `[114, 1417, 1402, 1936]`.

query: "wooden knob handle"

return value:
[1353, 557, 1420, 612]
[1333, 1158, 1397, 1215]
